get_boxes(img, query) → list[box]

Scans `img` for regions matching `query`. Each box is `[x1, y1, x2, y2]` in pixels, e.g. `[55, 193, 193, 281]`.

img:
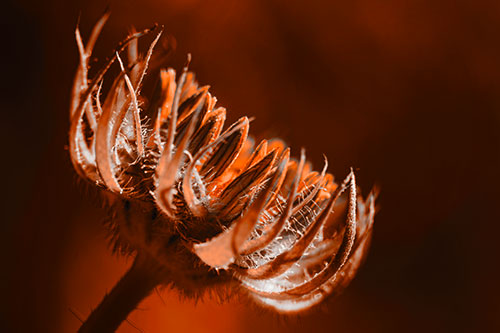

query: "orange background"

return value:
[3, 0, 500, 332]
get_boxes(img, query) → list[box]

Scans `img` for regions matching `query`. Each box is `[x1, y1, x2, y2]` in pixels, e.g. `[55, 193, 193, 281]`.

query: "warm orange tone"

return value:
[68, 13, 375, 330]
[6, 0, 500, 332]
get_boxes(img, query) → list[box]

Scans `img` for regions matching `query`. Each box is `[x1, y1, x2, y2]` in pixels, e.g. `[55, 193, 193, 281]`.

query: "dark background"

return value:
[2, 0, 500, 332]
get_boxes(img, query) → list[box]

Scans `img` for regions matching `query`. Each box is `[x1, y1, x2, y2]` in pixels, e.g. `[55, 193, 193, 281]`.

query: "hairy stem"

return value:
[78, 252, 166, 333]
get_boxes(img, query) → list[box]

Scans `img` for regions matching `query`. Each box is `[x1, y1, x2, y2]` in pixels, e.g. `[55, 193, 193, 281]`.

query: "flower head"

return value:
[69, 15, 376, 313]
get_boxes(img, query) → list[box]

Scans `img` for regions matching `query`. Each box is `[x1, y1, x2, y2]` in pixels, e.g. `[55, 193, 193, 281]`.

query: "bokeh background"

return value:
[3, 0, 500, 332]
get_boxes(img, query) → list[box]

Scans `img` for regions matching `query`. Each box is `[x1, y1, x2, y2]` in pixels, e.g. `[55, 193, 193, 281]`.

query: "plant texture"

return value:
[69, 13, 376, 332]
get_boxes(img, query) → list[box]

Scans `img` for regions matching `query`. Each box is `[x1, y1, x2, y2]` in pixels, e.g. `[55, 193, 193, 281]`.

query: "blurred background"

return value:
[2, 0, 500, 332]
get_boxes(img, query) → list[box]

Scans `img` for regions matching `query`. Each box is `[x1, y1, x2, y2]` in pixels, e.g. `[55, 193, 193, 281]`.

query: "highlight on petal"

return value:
[237, 175, 377, 314]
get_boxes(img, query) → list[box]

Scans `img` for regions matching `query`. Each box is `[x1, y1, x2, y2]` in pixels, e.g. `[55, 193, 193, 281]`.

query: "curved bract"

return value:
[70, 16, 376, 313]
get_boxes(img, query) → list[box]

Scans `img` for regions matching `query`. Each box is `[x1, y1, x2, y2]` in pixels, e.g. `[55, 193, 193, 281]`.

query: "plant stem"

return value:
[78, 253, 165, 333]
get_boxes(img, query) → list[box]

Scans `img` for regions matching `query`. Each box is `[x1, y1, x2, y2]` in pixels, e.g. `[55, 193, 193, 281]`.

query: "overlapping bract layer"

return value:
[69, 16, 376, 313]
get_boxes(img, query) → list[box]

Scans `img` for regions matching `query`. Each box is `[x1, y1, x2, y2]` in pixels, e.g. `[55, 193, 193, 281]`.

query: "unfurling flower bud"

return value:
[70, 14, 376, 331]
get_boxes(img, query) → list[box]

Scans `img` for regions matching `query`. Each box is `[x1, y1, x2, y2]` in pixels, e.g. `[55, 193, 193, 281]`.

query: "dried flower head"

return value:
[70, 14, 376, 330]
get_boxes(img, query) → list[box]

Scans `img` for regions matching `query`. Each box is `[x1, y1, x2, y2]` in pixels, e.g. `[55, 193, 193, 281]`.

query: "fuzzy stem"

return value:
[78, 253, 166, 333]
